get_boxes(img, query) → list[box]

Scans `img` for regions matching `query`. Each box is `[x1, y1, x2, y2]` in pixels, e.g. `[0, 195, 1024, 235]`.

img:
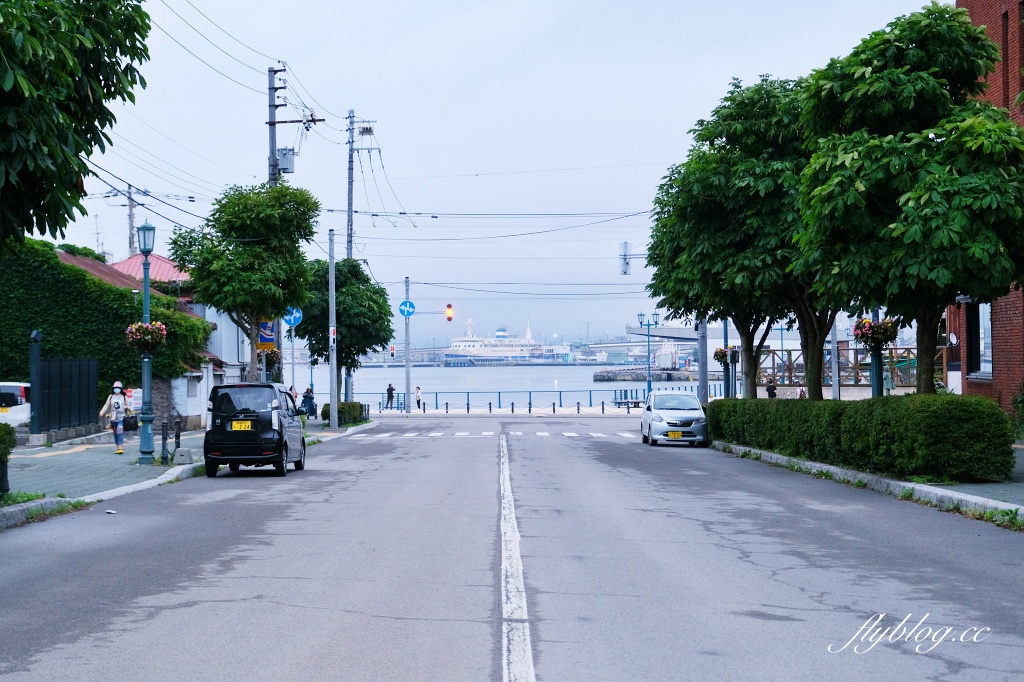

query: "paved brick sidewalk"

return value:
[6, 430, 206, 499]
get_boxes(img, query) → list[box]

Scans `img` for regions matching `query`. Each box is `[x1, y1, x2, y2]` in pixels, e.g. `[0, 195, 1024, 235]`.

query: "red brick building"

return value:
[955, 0, 1024, 410]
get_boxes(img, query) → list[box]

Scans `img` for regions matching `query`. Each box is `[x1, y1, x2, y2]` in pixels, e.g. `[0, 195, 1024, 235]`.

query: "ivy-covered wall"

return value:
[0, 240, 211, 392]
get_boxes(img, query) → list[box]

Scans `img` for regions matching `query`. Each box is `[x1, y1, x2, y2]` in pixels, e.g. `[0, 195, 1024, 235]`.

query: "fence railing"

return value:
[31, 358, 98, 433]
[360, 383, 726, 414]
[756, 346, 941, 387]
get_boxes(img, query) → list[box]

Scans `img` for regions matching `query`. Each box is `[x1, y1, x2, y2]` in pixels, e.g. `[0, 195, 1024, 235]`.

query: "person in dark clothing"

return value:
[301, 387, 316, 418]
[766, 377, 777, 399]
[386, 383, 395, 409]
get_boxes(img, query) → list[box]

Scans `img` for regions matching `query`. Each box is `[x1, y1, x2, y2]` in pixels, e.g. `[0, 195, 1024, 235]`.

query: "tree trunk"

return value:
[794, 309, 838, 401]
[738, 324, 774, 399]
[915, 306, 943, 394]
[248, 323, 260, 382]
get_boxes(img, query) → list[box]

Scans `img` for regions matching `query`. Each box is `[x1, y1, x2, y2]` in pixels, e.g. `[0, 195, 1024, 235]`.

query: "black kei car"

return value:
[204, 382, 306, 477]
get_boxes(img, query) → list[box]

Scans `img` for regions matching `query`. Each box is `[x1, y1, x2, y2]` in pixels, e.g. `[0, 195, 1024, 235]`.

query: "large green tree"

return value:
[170, 182, 320, 381]
[290, 258, 393, 400]
[798, 2, 1024, 392]
[0, 0, 150, 251]
[649, 77, 843, 399]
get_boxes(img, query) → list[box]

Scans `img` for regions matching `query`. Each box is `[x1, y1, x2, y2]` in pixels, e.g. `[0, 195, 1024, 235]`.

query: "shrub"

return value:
[319, 402, 367, 425]
[707, 394, 1014, 482]
[0, 423, 15, 464]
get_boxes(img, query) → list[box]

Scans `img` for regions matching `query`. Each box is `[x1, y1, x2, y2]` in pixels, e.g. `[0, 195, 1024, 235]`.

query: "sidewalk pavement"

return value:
[0, 423, 367, 531]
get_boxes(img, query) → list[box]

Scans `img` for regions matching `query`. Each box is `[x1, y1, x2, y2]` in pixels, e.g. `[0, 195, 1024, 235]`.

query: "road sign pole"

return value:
[404, 277, 411, 414]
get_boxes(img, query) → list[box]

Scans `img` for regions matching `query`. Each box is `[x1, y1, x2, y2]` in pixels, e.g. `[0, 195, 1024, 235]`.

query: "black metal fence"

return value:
[31, 358, 98, 434]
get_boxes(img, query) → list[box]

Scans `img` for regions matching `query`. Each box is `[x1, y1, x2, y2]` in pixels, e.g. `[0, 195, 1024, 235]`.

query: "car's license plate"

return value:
[667, 431, 682, 439]
[0, 407, 8, 413]
[232, 420, 252, 431]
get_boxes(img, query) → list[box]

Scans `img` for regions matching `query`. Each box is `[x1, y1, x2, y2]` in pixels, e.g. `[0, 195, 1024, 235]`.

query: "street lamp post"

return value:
[637, 311, 660, 395]
[137, 221, 156, 465]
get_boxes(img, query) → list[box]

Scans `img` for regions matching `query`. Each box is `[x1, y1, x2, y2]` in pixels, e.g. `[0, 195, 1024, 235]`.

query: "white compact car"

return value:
[640, 390, 710, 447]
[0, 382, 31, 427]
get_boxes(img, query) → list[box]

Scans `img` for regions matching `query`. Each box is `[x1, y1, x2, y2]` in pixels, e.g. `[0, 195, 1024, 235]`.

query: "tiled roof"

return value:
[109, 253, 190, 282]
[56, 251, 162, 296]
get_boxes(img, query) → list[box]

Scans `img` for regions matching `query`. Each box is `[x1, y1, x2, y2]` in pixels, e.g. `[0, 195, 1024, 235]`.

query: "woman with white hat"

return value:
[99, 381, 128, 454]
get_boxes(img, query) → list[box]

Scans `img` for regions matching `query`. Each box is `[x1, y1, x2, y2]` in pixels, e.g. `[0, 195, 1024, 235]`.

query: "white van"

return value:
[0, 382, 31, 427]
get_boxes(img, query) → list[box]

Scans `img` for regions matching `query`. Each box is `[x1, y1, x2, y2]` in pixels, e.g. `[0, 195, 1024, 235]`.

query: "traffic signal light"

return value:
[445, 304, 453, 322]
[390, 345, 395, 358]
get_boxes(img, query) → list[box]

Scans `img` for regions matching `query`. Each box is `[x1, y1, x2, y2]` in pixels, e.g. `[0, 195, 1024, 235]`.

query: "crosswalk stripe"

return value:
[428, 432, 443, 437]
[373, 433, 395, 438]
[562, 432, 579, 437]
[509, 431, 523, 436]
[401, 433, 418, 438]
[455, 432, 470, 436]
[351, 434, 370, 439]
[616, 432, 637, 438]
[589, 433, 607, 437]
[536, 432, 550, 436]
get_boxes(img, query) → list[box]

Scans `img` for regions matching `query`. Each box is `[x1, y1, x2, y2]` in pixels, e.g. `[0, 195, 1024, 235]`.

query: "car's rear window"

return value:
[653, 394, 700, 410]
[0, 390, 21, 408]
[210, 387, 276, 414]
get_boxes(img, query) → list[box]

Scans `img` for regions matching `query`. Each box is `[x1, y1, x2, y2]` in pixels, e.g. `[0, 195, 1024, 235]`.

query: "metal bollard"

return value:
[601, 401, 605, 414]
[174, 419, 181, 451]
[445, 402, 449, 414]
[511, 402, 515, 414]
[160, 420, 170, 465]
[528, 402, 532, 414]
[577, 402, 580, 414]
[489, 402, 492, 414]
[552, 402, 555, 414]
[422, 402, 426, 414]
[466, 402, 470, 414]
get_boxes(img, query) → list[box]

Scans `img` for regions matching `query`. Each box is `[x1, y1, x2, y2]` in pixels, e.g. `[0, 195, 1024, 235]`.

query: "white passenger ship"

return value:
[444, 320, 544, 367]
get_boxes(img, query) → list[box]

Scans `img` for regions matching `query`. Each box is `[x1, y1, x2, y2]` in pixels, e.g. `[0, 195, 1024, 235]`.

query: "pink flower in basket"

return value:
[852, 317, 898, 348]
[125, 321, 168, 353]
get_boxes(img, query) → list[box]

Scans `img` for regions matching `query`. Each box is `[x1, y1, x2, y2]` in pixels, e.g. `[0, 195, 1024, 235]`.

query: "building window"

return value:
[966, 302, 993, 377]
[188, 378, 199, 398]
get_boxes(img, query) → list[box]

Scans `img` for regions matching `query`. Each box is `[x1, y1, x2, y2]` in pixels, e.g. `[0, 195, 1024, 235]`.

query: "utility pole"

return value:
[831, 321, 841, 400]
[697, 319, 708, 404]
[127, 186, 137, 256]
[404, 276, 411, 414]
[329, 229, 338, 429]
[344, 110, 377, 403]
[267, 66, 285, 185]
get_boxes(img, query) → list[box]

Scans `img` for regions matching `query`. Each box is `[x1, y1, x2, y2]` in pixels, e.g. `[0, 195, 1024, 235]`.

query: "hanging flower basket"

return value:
[713, 348, 730, 364]
[853, 317, 899, 348]
[125, 321, 167, 353]
[257, 348, 281, 368]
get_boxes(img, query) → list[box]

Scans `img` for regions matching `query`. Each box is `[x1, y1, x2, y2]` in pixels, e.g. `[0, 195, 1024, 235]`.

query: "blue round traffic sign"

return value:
[283, 307, 303, 326]
[398, 300, 415, 317]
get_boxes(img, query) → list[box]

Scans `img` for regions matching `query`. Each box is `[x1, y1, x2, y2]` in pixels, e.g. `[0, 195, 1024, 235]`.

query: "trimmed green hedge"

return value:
[320, 402, 366, 425]
[707, 394, 1015, 481]
[0, 424, 15, 464]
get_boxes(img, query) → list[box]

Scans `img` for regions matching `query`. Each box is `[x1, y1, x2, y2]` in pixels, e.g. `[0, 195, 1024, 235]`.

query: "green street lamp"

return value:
[638, 311, 660, 395]
[137, 221, 156, 465]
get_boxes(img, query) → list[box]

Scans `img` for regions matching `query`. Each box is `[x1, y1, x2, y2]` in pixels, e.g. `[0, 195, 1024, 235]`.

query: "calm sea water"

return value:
[282, 363, 717, 409]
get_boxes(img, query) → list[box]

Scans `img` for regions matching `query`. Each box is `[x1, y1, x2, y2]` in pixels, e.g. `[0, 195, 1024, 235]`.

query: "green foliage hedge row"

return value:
[319, 402, 367, 425]
[0, 424, 15, 463]
[707, 395, 1015, 481]
[0, 240, 211, 396]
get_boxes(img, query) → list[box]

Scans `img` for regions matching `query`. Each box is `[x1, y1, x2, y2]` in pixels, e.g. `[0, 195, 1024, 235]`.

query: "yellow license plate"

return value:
[0, 407, 8, 413]
[667, 431, 682, 439]
[232, 420, 252, 431]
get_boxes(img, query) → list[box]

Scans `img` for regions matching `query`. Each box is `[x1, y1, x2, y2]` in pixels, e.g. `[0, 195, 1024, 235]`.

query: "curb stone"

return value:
[713, 441, 1023, 515]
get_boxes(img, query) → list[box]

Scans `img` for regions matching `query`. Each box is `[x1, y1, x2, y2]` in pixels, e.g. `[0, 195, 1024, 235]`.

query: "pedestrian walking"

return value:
[99, 380, 129, 454]
[290, 385, 298, 403]
[883, 368, 894, 396]
[386, 383, 395, 409]
[415, 386, 422, 410]
[301, 387, 316, 418]
[766, 377, 777, 399]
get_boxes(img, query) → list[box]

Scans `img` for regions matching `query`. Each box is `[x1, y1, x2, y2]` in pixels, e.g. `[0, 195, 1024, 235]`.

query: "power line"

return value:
[104, 148, 216, 197]
[86, 160, 207, 221]
[373, 162, 671, 181]
[158, 0, 263, 74]
[118, 107, 255, 177]
[282, 62, 344, 119]
[182, 0, 278, 61]
[151, 20, 263, 95]
[111, 131, 223, 191]
[333, 212, 649, 242]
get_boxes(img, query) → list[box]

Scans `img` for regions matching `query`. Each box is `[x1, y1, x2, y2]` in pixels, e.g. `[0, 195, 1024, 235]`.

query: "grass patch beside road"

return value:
[1, 491, 45, 507]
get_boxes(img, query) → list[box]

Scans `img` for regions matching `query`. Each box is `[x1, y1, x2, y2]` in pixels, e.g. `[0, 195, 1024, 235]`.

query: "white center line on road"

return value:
[589, 433, 607, 437]
[428, 433, 443, 437]
[562, 432, 579, 437]
[536, 432, 549, 437]
[616, 432, 637, 438]
[500, 434, 536, 682]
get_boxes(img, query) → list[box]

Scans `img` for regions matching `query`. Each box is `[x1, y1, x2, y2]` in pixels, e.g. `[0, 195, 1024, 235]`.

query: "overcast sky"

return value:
[63, 0, 932, 347]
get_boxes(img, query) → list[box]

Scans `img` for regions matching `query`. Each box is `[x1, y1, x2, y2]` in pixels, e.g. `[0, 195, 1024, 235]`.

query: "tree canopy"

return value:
[290, 258, 393, 396]
[649, 76, 841, 399]
[799, 2, 1024, 391]
[169, 182, 320, 381]
[0, 0, 150, 251]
